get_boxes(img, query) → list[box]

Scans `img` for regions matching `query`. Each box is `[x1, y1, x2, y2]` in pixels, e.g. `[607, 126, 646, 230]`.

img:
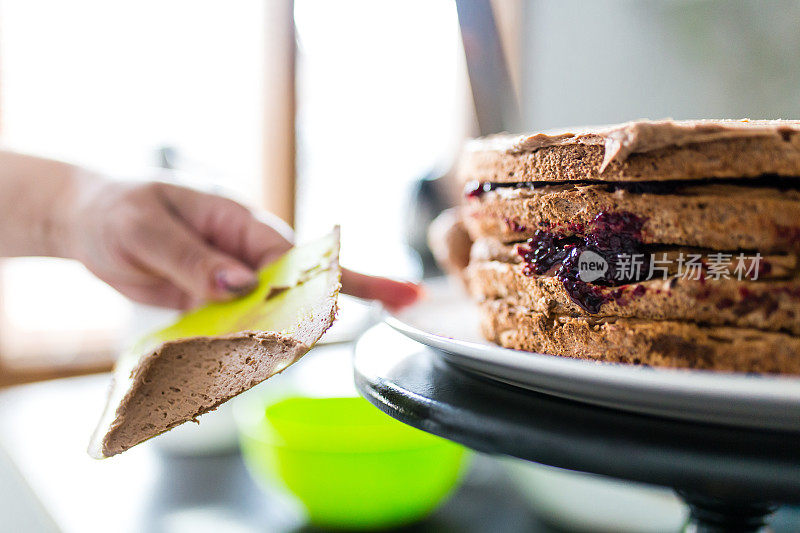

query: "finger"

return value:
[125, 210, 258, 302]
[154, 184, 421, 308]
[341, 268, 422, 310]
[156, 183, 293, 268]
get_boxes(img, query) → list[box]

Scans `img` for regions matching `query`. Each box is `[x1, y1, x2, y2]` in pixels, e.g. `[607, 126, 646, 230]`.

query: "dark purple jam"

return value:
[466, 176, 800, 198]
[517, 211, 649, 313]
[630, 285, 647, 298]
[557, 247, 613, 313]
[587, 212, 646, 250]
[517, 231, 580, 276]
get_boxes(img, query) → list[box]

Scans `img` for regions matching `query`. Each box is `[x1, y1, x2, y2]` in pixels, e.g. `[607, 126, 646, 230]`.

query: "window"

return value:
[0, 0, 467, 382]
[294, 0, 466, 278]
[0, 0, 267, 379]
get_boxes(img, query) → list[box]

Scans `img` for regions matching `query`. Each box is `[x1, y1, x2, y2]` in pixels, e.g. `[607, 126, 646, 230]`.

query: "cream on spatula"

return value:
[89, 228, 341, 458]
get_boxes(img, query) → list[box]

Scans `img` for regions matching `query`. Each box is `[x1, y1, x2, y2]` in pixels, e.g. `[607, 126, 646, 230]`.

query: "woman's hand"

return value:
[66, 177, 421, 310]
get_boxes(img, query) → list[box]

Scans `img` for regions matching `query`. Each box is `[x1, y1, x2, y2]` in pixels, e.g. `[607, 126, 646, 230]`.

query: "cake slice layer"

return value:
[480, 300, 800, 374]
[467, 260, 800, 334]
[463, 182, 800, 251]
[458, 119, 800, 183]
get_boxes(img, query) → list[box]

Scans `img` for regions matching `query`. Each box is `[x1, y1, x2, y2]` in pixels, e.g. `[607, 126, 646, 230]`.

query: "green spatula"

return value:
[88, 227, 341, 458]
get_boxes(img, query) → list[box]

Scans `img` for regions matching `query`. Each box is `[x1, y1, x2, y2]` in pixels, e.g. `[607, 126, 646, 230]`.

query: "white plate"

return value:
[385, 279, 800, 432]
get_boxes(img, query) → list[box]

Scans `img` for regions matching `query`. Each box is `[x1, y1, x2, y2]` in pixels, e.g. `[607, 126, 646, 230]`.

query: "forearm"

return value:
[0, 150, 99, 258]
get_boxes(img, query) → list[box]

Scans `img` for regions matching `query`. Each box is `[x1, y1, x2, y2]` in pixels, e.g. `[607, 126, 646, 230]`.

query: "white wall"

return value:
[521, 0, 800, 130]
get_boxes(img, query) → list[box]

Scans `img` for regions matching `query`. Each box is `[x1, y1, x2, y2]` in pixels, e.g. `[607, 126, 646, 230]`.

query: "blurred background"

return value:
[0, 0, 799, 532]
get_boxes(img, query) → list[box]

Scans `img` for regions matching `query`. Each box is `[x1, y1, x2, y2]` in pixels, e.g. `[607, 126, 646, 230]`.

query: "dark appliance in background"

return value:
[405, 0, 519, 277]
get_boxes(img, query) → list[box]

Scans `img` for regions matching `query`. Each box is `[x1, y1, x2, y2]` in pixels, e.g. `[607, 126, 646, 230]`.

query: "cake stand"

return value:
[354, 324, 800, 532]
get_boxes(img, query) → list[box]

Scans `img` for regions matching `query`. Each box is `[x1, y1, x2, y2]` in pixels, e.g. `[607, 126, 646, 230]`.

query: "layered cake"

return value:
[442, 119, 800, 374]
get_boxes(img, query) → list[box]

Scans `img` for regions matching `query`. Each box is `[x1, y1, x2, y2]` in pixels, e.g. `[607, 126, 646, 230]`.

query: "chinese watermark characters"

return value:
[609, 252, 762, 282]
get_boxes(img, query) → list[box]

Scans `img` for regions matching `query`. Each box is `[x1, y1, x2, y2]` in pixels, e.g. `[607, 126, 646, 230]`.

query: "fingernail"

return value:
[409, 282, 426, 300]
[215, 268, 257, 294]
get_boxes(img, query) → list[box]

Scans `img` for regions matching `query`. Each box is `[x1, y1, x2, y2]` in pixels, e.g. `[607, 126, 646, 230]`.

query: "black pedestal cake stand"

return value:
[353, 325, 800, 532]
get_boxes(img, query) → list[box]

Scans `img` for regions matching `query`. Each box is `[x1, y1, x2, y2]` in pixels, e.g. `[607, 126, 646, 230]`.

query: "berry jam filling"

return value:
[464, 176, 800, 199]
[516, 211, 649, 313]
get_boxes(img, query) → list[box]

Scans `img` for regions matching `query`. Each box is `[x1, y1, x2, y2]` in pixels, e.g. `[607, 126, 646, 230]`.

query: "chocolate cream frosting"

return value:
[472, 119, 800, 173]
[89, 230, 341, 458]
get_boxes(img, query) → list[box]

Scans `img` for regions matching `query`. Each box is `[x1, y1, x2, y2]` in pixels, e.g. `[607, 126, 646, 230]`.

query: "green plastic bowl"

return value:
[235, 394, 468, 530]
